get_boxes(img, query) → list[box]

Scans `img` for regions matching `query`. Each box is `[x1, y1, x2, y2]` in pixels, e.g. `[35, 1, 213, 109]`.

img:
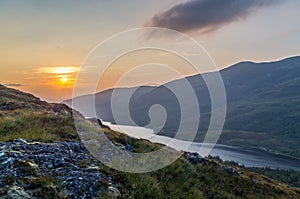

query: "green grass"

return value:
[0, 112, 78, 142]
[246, 167, 300, 188]
[212, 156, 300, 188]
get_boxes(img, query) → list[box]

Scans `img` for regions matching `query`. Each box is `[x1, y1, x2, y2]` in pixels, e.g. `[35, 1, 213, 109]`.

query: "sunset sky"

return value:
[1, 0, 300, 102]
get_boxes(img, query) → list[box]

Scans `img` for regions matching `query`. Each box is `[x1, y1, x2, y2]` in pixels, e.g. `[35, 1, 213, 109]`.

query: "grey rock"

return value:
[0, 139, 123, 199]
[185, 152, 209, 165]
[7, 186, 32, 199]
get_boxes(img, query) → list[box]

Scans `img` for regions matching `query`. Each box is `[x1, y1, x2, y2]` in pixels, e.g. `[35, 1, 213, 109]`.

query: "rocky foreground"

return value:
[0, 138, 120, 199]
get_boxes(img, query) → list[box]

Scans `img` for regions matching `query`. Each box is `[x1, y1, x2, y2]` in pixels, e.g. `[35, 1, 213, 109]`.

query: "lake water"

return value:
[102, 121, 300, 171]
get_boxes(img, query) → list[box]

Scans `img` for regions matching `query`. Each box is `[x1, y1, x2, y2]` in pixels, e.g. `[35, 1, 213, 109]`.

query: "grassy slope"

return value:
[1, 84, 300, 198]
[0, 85, 79, 142]
[103, 129, 300, 199]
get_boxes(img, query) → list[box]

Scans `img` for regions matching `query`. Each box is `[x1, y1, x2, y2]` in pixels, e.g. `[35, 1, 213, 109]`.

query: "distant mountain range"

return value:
[64, 56, 300, 158]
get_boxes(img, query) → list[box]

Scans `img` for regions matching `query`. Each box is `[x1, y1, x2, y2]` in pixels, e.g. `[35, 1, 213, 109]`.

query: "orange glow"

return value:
[58, 76, 74, 88]
[37, 66, 79, 74]
[54, 67, 78, 74]
[61, 77, 68, 83]
[33, 66, 77, 91]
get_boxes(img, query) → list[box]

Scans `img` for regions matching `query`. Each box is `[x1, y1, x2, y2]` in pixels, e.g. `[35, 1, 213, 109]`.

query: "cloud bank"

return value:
[145, 0, 280, 34]
[4, 83, 23, 87]
[36, 66, 79, 74]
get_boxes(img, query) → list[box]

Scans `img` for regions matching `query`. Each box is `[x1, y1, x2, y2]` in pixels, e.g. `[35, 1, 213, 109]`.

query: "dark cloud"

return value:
[4, 83, 23, 87]
[145, 0, 280, 34]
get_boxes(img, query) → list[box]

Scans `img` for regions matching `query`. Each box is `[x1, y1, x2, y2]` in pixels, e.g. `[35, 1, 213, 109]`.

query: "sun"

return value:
[58, 76, 74, 88]
[61, 77, 68, 83]
[57, 75, 73, 88]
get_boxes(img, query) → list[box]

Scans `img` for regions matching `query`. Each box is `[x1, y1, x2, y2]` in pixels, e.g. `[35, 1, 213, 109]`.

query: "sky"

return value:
[0, 0, 300, 102]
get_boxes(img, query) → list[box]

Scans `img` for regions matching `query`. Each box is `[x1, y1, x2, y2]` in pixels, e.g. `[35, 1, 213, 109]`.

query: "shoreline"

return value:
[101, 120, 300, 171]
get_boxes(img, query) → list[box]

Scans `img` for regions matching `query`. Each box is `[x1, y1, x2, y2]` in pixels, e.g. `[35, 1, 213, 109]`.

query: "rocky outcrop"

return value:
[0, 102, 20, 111]
[87, 118, 111, 130]
[0, 139, 120, 199]
[184, 152, 209, 165]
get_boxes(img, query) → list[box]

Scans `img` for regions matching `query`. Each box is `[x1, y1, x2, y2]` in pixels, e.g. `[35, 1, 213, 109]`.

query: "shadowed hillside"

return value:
[65, 56, 300, 158]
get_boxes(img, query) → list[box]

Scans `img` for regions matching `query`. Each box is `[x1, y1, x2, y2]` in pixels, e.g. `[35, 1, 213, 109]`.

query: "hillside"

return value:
[1, 84, 300, 198]
[0, 85, 80, 142]
[65, 56, 300, 158]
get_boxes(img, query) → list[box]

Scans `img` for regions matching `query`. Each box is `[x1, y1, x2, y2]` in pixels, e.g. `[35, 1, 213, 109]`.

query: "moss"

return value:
[20, 176, 64, 198]
[4, 175, 16, 185]
[17, 160, 39, 176]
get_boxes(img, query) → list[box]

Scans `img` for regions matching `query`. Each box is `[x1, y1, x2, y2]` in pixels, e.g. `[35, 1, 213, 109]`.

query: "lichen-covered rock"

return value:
[0, 139, 122, 198]
[17, 160, 39, 176]
[7, 186, 32, 199]
[107, 186, 121, 197]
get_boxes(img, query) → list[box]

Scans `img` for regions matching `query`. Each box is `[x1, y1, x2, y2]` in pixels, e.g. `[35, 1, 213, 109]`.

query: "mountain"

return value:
[65, 56, 300, 158]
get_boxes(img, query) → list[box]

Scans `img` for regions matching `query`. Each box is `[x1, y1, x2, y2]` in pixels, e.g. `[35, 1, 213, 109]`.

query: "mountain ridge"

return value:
[64, 55, 300, 158]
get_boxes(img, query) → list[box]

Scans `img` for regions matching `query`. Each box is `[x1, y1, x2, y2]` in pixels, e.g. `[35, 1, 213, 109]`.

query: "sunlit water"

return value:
[102, 121, 300, 171]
